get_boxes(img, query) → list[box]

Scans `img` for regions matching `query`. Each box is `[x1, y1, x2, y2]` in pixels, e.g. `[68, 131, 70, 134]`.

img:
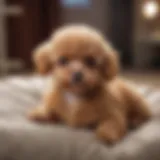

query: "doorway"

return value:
[6, 0, 61, 70]
[107, 0, 134, 68]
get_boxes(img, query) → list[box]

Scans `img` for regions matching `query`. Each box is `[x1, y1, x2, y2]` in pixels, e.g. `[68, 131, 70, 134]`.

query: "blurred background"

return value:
[0, 0, 159, 86]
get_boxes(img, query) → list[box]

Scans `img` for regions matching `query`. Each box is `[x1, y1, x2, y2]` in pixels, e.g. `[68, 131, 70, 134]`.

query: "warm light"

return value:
[142, 1, 159, 19]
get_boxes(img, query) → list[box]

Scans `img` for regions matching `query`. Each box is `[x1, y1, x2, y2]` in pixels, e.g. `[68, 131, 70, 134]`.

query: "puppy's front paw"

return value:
[28, 107, 53, 123]
[96, 121, 122, 144]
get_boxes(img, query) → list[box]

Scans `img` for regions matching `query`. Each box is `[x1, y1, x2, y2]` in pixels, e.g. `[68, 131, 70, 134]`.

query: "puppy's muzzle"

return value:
[72, 72, 83, 83]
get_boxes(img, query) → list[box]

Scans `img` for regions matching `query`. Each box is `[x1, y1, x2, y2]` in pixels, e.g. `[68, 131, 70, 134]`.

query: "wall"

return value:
[60, 0, 109, 35]
[133, 0, 160, 68]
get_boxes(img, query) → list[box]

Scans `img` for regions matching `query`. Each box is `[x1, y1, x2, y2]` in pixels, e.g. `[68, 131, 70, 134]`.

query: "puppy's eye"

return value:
[84, 56, 96, 67]
[57, 56, 69, 66]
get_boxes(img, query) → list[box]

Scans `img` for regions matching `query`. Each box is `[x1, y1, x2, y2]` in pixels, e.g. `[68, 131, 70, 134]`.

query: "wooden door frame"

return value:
[7, 0, 61, 70]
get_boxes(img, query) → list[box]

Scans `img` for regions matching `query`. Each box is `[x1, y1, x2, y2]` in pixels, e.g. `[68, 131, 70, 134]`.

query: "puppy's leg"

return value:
[28, 106, 58, 122]
[129, 95, 151, 128]
[123, 84, 151, 128]
[96, 111, 127, 144]
[28, 91, 60, 123]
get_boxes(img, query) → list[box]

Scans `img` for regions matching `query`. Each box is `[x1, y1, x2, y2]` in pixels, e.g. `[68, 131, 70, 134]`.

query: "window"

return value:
[60, 0, 90, 8]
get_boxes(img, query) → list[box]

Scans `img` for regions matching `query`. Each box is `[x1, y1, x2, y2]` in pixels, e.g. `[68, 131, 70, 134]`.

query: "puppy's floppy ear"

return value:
[33, 41, 53, 75]
[101, 41, 119, 80]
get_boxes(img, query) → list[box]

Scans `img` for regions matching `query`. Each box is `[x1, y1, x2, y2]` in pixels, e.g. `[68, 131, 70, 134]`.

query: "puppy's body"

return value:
[29, 25, 151, 143]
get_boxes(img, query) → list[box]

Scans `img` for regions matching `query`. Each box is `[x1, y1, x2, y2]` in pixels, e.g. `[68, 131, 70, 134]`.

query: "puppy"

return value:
[29, 25, 151, 143]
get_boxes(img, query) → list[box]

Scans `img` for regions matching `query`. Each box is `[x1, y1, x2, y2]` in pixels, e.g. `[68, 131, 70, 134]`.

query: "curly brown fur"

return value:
[29, 25, 151, 144]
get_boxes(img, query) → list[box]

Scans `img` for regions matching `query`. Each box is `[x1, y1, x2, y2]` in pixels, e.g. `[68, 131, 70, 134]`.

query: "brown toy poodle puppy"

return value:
[29, 25, 151, 144]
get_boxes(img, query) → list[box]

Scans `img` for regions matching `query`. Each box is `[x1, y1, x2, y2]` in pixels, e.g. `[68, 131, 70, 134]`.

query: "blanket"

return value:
[0, 75, 159, 160]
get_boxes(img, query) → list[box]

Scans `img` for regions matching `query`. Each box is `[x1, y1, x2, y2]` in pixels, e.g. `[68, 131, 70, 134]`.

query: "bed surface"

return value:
[0, 76, 160, 160]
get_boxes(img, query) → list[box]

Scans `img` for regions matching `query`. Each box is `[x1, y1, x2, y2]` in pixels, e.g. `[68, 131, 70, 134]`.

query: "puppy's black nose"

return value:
[72, 72, 83, 83]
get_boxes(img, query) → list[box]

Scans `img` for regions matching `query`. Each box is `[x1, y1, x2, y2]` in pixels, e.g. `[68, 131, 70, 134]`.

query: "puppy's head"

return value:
[34, 25, 119, 94]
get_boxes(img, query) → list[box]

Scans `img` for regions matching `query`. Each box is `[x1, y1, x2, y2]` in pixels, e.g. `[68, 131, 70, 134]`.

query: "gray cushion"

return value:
[0, 76, 159, 160]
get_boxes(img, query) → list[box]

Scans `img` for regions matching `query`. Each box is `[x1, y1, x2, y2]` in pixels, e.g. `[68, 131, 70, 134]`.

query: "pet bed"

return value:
[0, 75, 159, 160]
